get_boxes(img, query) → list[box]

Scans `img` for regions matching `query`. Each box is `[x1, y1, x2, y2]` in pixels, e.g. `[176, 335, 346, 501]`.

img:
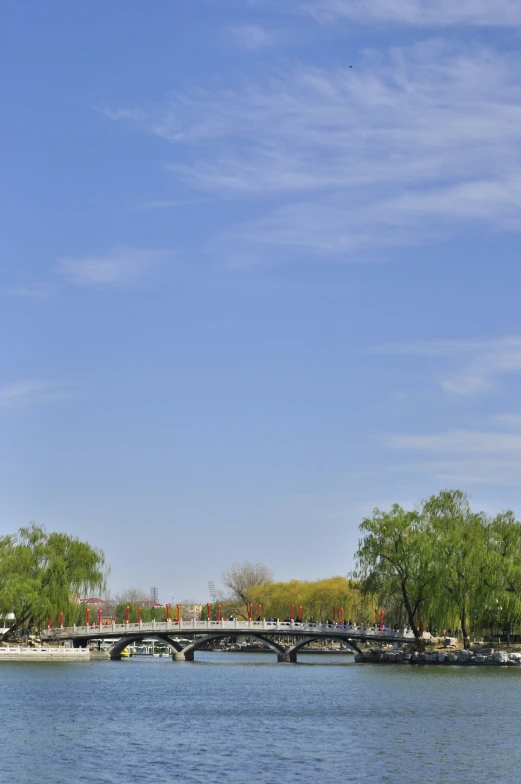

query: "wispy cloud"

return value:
[375, 336, 521, 395]
[100, 35, 521, 259]
[137, 198, 206, 210]
[228, 24, 290, 51]
[9, 286, 55, 301]
[56, 247, 172, 287]
[96, 106, 144, 122]
[386, 429, 521, 453]
[366, 456, 521, 487]
[135, 40, 521, 257]
[307, 0, 521, 27]
[0, 381, 71, 410]
[382, 425, 521, 487]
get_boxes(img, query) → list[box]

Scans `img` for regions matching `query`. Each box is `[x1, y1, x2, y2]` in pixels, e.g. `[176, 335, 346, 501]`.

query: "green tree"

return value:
[483, 510, 521, 638]
[356, 503, 435, 643]
[422, 490, 492, 648]
[114, 603, 166, 624]
[246, 576, 373, 623]
[0, 524, 106, 640]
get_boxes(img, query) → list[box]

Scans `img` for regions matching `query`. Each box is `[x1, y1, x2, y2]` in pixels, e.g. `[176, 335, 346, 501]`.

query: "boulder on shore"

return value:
[355, 646, 521, 666]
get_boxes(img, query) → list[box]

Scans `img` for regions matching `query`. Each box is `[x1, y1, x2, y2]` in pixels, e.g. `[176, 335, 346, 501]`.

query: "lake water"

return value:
[1, 651, 519, 783]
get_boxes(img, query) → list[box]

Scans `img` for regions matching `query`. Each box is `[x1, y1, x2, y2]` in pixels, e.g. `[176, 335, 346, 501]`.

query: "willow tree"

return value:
[245, 576, 371, 623]
[0, 524, 106, 640]
[486, 510, 521, 633]
[422, 490, 494, 649]
[356, 504, 436, 642]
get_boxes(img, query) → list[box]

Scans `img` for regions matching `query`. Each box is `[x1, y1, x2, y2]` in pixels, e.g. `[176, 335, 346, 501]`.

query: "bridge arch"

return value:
[286, 636, 362, 657]
[181, 633, 286, 658]
[108, 634, 183, 660]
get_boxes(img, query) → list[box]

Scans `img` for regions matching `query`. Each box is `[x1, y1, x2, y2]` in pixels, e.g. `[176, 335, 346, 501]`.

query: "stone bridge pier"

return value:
[172, 650, 194, 662]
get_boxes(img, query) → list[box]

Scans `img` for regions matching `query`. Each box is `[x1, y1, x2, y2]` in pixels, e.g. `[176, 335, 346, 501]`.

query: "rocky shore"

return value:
[355, 647, 521, 666]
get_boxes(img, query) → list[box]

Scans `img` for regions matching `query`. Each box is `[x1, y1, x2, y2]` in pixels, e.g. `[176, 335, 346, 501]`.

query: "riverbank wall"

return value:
[355, 647, 521, 665]
[0, 646, 90, 661]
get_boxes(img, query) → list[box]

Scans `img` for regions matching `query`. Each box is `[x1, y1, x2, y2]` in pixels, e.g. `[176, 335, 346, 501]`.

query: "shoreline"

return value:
[355, 647, 521, 666]
[0, 646, 90, 662]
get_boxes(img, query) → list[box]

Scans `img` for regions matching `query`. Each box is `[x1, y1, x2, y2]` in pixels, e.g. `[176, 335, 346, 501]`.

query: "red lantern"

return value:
[339, 607, 343, 624]
[298, 605, 303, 620]
[86, 607, 91, 626]
[380, 609, 385, 629]
[59, 612, 63, 628]
[166, 603, 170, 621]
[176, 604, 181, 624]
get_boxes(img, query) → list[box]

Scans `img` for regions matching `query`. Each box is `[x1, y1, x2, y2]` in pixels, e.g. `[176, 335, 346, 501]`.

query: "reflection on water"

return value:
[0, 651, 519, 783]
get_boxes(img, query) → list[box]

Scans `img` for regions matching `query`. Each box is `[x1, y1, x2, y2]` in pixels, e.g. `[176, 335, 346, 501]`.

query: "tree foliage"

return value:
[114, 603, 165, 624]
[356, 503, 435, 640]
[0, 524, 106, 639]
[215, 571, 373, 623]
[221, 561, 273, 617]
[356, 490, 521, 648]
[245, 576, 373, 623]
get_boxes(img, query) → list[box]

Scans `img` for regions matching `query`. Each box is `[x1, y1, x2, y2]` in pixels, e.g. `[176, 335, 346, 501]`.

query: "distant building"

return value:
[78, 597, 105, 606]
[183, 604, 203, 621]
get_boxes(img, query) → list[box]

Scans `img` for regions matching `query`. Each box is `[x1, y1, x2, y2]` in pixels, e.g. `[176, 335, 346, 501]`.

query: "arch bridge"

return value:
[42, 619, 416, 663]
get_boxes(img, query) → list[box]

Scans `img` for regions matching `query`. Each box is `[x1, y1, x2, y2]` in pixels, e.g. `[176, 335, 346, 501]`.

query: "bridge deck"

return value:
[43, 619, 417, 644]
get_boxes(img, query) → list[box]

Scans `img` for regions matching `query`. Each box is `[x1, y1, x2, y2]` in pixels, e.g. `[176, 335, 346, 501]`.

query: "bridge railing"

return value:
[42, 618, 416, 640]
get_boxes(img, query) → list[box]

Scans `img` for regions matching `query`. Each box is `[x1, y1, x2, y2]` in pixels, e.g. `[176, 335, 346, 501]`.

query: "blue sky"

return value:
[3, 0, 521, 602]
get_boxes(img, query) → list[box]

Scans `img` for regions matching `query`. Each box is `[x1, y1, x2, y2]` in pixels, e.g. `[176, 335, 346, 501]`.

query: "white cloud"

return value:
[228, 24, 288, 51]
[101, 36, 521, 258]
[97, 106, 144, 121]
[386, 429, 521, 453]
[369, 456, 521, 487]
[375, 336, 521, 395]
[9, 286, 54, 301]
[383, 426, 521, 486]
[0, 381, 71, 410]
[308, 0, 521, 27]
[137, 198, 206, 210]
[57, 247, 171, 287]
[492, 414, 521, 430]
[144, 40, 521, 256]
